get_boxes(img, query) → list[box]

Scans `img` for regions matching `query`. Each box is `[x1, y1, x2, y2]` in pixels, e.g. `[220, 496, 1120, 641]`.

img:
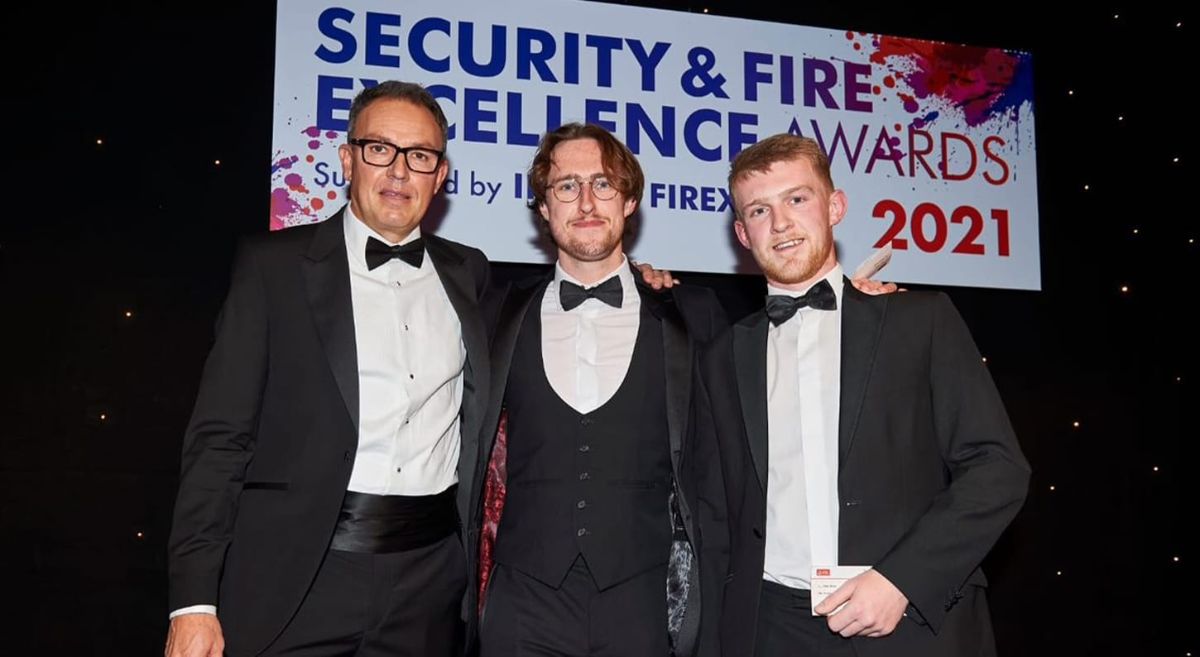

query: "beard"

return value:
[552, 217, 622, 262]
[756, 237, 832, 286]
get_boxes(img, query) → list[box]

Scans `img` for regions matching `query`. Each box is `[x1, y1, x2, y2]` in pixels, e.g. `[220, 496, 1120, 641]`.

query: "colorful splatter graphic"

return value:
[269, 125, 346, 230]
[847, 32, 1033, 129]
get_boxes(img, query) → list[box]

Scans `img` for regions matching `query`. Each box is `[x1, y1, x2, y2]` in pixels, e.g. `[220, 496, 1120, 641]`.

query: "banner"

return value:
[272, 0, 1039, 289]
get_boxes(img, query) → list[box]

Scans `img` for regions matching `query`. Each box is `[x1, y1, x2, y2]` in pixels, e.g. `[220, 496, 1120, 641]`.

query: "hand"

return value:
[850, 278, 902, 295]
[813, 569, 908, 638]
[633, 261, 679, 289]
[164, 613, 225, 657]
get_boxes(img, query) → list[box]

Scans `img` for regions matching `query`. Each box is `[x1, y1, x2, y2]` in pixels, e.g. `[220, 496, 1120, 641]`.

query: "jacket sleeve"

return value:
[873, 293, 1031, 630]
[167, 240, 269, 611]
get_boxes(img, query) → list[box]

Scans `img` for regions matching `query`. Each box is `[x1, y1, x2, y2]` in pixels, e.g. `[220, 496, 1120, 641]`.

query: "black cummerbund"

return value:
[330, 486, 458, 553]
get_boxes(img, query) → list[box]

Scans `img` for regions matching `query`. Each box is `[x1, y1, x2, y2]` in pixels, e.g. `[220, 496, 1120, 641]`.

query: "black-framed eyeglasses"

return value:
[548, 175, 619, 203]
[348, 138, 444, 173]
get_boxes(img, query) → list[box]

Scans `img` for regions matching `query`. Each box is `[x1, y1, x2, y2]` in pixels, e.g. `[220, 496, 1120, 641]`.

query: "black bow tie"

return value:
[365, 236, 424, 270]
[764, 279, 837, 326]
[559, 277, 623, 311]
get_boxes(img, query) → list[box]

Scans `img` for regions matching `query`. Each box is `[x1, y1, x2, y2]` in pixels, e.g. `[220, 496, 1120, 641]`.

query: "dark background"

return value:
[2, 1, 1193, 655]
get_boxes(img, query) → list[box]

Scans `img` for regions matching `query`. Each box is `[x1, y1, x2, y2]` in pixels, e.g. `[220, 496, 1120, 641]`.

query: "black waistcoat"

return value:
[494, 288, 673, 590]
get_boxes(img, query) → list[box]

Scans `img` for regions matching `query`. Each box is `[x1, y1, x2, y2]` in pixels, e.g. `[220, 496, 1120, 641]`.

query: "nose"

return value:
[577, 182, 596, 214]
[387, 154, 411, 181]
[770, 205, 791, 233]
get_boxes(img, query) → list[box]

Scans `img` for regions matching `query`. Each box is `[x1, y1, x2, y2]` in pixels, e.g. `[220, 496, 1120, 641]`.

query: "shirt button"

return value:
[409, 374, 414, 380]
[580, 417, 592, 426]
[396, 466, 402, 473]
[577, 500, 587, 509]
[578, 445, 590, 453]
[579, 472, 590, 481]
[577, 528, 588, 537]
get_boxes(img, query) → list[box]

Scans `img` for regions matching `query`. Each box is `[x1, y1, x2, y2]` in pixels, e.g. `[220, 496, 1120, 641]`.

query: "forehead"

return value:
[735, 157, 825, 198]
[549, 138, 605, 174]
[353, 98, 442, 145]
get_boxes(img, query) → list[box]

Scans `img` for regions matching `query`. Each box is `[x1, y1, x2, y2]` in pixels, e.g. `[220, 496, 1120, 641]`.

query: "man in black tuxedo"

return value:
[471, 123, 727, 657]
[164, 81, 490, 657]
[696, 134, 1030, 657]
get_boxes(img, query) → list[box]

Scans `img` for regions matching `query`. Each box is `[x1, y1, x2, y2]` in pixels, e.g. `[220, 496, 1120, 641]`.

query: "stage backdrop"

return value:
[271, 0, 1039, 290]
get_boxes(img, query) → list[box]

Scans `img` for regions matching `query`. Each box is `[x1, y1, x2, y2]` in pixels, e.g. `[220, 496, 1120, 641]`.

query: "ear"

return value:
[338, 143, 354, 184]
[623, 197, 637, 218]
[734, 218, 751, 250]
[538, 200, 550, 223]
[828, 189, 847, 227]
[434, 158, 450, 193]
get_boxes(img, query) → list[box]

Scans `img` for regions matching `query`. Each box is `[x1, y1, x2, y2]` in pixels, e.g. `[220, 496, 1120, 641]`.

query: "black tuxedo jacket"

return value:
[696, 281, 1030, 657]
[466, 270, 727, 657]
[167, 209, 490, 655]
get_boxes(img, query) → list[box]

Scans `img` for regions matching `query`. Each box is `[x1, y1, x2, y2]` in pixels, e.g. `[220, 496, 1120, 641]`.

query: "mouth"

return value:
[380, 189, 413, 202]
[772, 237, 805, 251]
[571, 217, 607, 229]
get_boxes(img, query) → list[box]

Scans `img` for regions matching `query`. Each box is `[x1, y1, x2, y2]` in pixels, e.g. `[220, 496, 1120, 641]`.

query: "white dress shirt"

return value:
[541, 257, 640, 414]
[342, 207, 465, 496]
[762, 265, 844, 590]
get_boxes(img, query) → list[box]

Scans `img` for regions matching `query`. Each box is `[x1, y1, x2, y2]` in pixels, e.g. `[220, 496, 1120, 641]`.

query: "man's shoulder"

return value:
[240, 220, 324, 255]
[669, 282, 721, 310]
[424, 233, 489, 266]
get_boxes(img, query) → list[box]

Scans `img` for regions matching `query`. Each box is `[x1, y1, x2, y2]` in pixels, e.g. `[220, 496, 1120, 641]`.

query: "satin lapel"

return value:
[424, 236, 490, 520]
[302, 210, 359, 434]
[480, 275, 549, 474]
[640, 286, 691, 463]
[733, 312, 770, 492]
[838, 279, 886, 463]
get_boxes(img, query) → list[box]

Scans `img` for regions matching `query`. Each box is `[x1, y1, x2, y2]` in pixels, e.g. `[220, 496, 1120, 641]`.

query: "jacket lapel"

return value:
[733, 312, 770, 492]
[638, 280, 691, 463]
[302, 210, 359, 434]
[480, 274, 549, 479]
[424, 235, 490, 520]
[837, 279, 886, 462]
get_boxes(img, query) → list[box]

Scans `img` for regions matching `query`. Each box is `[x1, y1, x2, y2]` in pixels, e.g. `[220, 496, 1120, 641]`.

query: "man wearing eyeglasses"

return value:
[165, 81, 490, 657]
[469, 123, 729, 657]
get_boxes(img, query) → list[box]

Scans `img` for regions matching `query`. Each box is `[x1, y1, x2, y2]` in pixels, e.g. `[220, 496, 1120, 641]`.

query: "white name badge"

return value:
[810, 565, 872, 616]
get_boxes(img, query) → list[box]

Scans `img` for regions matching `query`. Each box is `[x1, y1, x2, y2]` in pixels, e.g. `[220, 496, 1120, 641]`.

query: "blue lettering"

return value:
[586, 35, 622, 88]
[409, 17, 451, 73]
[315, 8, 356, 64]
[626, 104, 675, 157]
[464, 88, 499, 143]
[459, 22, 505, 77]
[517, 28, 557, 82]
[684, 109, 722, 162]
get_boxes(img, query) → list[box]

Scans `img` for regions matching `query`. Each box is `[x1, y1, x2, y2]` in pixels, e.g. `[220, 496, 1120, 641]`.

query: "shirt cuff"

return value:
[169, 605, 217, 620]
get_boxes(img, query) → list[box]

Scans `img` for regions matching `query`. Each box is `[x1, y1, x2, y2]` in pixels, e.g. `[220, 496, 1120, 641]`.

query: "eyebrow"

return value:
[550, 172, 609, 184]
[356, 134, 441, 150]
[739, 184, 814, 214]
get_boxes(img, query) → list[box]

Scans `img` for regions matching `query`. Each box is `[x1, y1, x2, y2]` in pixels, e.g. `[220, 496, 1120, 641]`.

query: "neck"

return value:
[768, 259, 839, 293]
[352, 204, 415, 244]
[558, 250, 626, 286]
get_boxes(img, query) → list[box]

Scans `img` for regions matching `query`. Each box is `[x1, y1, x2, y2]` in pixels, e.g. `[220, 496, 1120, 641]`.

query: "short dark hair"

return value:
[346, 81, 449, 149]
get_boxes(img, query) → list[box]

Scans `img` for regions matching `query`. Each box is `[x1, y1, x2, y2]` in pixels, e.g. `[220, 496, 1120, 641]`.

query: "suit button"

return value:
[577, 500, 587, 509]
[579, 472, 590, 481]
[752, 527, 763, 539]
[343, 451, 351, 462]
[577, 528, 588, 537]
[579, 445, 590, 453]
[580, 417, 592, 426]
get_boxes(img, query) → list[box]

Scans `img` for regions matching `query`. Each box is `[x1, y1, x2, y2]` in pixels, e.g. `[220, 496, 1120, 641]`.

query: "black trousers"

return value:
[258, 534, 466, 657]
[479, 556, 668, 657]
[754, 581, 857, 657]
